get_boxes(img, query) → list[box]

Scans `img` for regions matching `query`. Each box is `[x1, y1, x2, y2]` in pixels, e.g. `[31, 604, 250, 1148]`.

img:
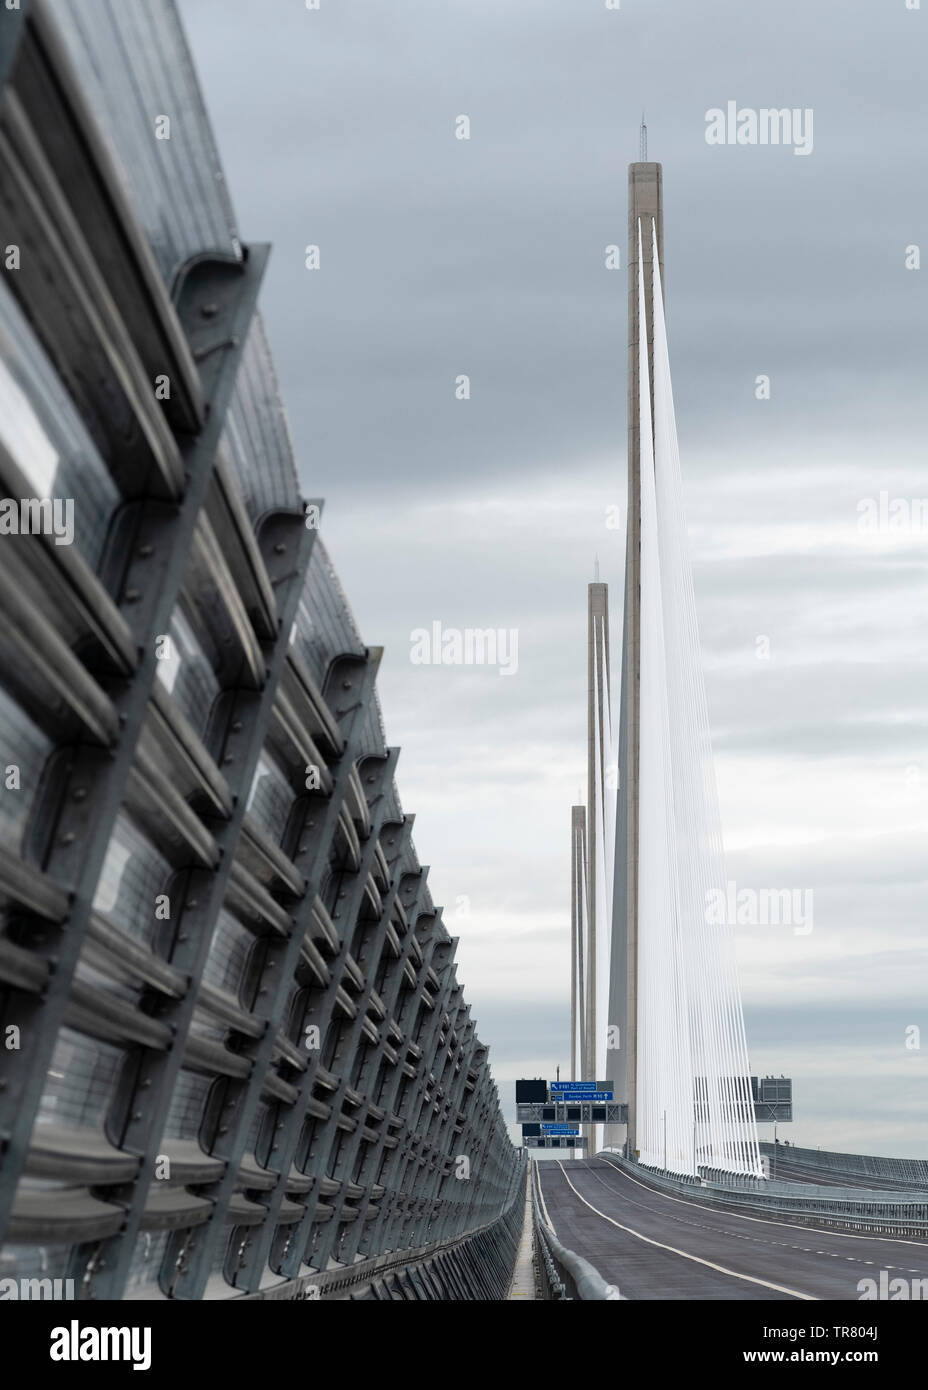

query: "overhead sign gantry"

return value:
[516, 1079, 627, 1132]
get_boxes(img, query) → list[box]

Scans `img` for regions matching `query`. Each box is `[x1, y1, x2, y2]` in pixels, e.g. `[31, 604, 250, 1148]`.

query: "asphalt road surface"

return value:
[537, 1159, 928, 1300]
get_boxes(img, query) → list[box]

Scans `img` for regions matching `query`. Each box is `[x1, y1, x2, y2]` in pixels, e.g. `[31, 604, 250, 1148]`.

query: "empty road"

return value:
[537, 1159, 928, 1300]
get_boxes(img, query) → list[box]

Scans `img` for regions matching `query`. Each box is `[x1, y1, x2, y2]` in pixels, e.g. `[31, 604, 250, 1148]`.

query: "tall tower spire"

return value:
[608, 162, 761, 1176]
[586, 581, 610, 1088]
[570, 805, 586, 1081]
[608, 160, 662, 1160]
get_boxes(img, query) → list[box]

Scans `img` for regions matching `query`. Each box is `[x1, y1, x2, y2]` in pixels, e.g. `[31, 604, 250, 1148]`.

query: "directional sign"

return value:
[549, 1081, 613, 1094]
[551, 1091, 613, 1102]
[541, 1124, 580, 1135]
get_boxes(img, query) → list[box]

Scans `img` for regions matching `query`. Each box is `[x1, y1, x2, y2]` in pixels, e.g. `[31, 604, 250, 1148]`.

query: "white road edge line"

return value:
[557, 1162, 816, 1301]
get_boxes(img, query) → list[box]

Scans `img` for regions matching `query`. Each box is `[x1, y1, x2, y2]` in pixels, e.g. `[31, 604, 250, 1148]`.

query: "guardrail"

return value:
[759, 1142, 928, 1192]
[531, 1162, 622, 1300]
[598, 1152, 928, 1240]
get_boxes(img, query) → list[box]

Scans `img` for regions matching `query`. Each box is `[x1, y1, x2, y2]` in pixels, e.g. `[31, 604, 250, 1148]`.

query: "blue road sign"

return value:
[549, 1081, 613, 1093]
[541, 1124, 580, 1135]
[550, 1091, 613, 1102]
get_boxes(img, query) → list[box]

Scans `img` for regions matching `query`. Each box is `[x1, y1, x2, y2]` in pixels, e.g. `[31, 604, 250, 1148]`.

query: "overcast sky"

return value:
[183, 0, 928, 1156]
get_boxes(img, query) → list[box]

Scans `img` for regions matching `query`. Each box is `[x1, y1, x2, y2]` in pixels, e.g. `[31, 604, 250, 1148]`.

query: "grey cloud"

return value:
[181, 0, 928, 1156]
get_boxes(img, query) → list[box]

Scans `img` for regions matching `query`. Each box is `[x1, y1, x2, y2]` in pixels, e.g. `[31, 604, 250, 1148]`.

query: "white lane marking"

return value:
[583, 1162, 883, 1273]
[556, 1162, 815, 1301]
[599, 1158, 928, 1252]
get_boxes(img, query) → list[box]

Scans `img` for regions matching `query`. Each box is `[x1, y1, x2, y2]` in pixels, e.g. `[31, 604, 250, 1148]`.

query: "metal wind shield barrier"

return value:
[622, 212, 760, 1178]
[0, 0, 520, 1300]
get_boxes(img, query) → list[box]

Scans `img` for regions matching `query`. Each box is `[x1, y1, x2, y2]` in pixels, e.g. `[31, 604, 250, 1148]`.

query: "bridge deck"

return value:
[537, 1159, 928, 1300]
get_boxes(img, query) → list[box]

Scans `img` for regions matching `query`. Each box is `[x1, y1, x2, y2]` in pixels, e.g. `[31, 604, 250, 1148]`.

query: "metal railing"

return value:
[759, 1142, 928, 1192]
[598, 1153, 928, 1239]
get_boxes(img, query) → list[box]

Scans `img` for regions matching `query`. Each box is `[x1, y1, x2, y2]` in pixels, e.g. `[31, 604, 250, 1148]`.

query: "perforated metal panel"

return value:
[45, 0, 241, 287]
[0, 0, 520, 1301]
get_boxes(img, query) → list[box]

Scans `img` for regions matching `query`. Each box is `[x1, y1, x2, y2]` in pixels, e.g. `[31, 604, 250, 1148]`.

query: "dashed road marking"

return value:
[571, 1162, 928, 1288]
[555, 1161, 816, 1301]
